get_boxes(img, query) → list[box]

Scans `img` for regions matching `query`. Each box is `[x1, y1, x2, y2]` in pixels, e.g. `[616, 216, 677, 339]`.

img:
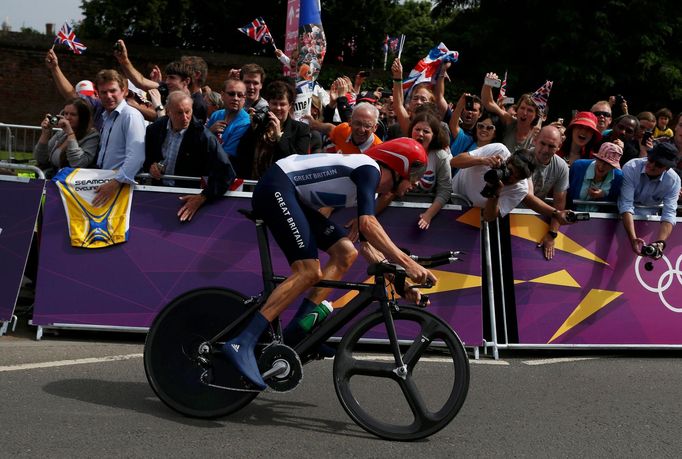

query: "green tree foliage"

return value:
[77, 0, 682, 114]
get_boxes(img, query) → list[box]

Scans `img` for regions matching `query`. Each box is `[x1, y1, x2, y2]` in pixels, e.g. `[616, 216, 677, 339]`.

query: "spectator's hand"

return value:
[227, 68, 241, 80]
[417, 213, 432, 230]
[149, 65, 162, 83]
[55, 117, 74, 135]
[113, 39, 128, 62]
[341, 76, 354, 96]
[630, 237, 645, 255]
[620, 97, 628, 114]
[274, 48, 283, 58]
[344, 218, 359, 242]
[640, 136, 654, 155]
[391, 58, 403, 80]
[537, 234, 556, 260]
[209, 120, 226, 135]
[608, 95, 616, 107]
[484, 72, 499, 86]
[40, 114, 52, 131]
[267, 111, 281, 137]
[553, 210, 571, 226]
[612, 138, 624, 149]
[480, 154, 504, 168]
[587, 187, 604, 199]
[92, 180, 122, 208]
[45, 49, 58, 70]
[177, 194, 207, 222]
[149, 162, 164, 180]
[148, 88, 162, 107]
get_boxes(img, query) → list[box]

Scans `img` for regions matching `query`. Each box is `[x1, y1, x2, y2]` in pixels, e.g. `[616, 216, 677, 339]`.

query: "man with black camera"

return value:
[451, 143, 535, 221]
[618, 142, 681, 258]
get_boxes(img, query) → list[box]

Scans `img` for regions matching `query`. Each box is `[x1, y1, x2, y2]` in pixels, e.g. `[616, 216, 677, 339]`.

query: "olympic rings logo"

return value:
[634, 253, 682, 313]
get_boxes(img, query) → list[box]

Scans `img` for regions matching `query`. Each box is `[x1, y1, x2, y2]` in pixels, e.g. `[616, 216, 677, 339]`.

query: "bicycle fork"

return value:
[379, 299, 409, 380]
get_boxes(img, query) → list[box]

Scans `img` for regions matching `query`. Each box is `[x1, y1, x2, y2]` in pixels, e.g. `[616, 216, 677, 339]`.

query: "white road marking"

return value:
[0, 353, 143, 372]
[354, 354, 509, 365]
[522, 357, 598, 366]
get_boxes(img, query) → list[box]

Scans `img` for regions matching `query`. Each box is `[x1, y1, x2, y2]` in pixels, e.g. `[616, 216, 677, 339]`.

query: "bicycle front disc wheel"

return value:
[333, 307, 469, 441]
[144, 288, 258, 418]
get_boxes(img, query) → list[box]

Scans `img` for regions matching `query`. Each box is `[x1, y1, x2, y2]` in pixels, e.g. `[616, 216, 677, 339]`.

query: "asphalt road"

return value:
[1, 324, 681, 458]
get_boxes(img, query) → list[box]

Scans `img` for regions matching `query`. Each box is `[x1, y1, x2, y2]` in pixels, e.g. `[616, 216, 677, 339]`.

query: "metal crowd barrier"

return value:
[0, 123, 51, 163]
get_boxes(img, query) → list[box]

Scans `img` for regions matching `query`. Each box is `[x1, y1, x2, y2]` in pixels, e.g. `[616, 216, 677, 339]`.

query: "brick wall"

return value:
[0, 31, 279, 126]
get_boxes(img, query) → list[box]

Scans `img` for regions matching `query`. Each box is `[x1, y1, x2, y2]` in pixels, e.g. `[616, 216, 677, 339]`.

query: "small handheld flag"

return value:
[531, 80, 553, 114]
[238, 17, 275, 48]
[54, 22, 87, 55]
[497, 70, 508, 102]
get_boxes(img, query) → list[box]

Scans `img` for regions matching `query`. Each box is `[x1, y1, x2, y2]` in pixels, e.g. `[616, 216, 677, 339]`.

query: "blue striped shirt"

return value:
[618, 158, 680, 224]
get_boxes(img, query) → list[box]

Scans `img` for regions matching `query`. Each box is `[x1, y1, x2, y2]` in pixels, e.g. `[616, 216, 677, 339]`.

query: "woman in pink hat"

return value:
[567, 141, 624, 211]
[557, 111, 602, 165]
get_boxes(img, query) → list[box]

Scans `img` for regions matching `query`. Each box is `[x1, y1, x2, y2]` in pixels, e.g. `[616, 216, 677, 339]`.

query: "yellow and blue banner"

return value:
[53, 168, 132, 248]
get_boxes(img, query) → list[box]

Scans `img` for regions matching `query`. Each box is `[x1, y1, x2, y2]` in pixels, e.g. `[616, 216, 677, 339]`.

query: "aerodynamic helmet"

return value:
[365, 138, 428, 183]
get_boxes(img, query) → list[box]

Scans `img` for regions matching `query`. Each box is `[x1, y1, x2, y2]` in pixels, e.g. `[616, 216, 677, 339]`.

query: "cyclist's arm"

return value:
[358, 214, 435, 285]
[357, 241, 424, 304]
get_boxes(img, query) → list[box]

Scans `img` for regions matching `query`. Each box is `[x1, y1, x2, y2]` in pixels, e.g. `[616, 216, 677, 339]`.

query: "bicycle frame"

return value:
[208, 212, 404, 365]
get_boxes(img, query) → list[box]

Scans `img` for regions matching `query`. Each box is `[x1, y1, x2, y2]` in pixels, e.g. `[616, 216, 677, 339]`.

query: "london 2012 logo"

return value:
[634, 254, 682, 313]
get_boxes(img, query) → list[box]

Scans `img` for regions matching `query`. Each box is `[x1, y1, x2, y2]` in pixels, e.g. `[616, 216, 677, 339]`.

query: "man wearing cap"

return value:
[521, 125, 570, 260]
[618, 142, 681, 256]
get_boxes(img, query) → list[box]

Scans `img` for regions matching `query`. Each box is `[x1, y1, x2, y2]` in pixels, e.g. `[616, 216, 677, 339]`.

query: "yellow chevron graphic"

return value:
[528, 269, 581, 288]
[457, 210, 607, 265]
[548, 289, 623, 343]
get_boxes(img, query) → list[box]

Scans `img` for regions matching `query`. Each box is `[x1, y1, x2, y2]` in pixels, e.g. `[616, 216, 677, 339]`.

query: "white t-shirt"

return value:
[451, 143, 529, 217]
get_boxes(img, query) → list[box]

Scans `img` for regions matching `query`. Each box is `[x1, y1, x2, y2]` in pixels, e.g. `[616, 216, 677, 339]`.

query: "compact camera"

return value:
[565, 211, 590, 222]
[641, 130, 653, 146]
[48, 114, 63, 126]
[641, 243, 662, 259]
[465, 95, 475, 111]
[480, 166, 511, 198]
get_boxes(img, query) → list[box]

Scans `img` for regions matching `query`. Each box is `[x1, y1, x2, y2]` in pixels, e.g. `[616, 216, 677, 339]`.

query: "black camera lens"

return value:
[641, 244, 658, 257]
[49, 115, 60, 126]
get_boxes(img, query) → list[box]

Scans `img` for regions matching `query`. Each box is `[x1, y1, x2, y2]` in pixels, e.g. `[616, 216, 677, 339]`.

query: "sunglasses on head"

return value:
[592, 111, 612, 118]
[476, 123, 495, 131]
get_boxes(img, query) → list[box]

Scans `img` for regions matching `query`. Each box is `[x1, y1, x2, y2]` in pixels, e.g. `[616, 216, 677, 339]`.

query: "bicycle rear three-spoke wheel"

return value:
[333, 306, 469, 441]
[144, 288, 258, 418]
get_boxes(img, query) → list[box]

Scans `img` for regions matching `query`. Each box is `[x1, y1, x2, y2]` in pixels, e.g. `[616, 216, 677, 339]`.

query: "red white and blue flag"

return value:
[238, 17, 274, 45]
[401, 42, 458, 99]
[54, 22, 87, 55]
[531, 80, 553, 114]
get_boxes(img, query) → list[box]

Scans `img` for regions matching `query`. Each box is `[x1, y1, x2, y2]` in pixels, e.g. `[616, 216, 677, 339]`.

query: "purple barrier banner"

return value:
[34, 184, 484, 345]
[508, 212, 682, 345]
[0, 178, 43, 324]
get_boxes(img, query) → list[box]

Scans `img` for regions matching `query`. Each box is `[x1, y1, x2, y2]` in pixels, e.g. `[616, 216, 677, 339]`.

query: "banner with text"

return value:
[0, 177, 44, 325]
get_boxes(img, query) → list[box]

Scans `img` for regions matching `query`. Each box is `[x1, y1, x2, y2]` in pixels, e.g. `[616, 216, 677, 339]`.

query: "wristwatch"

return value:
[155, 105, 165, 112]
[547, 230, 558, 239]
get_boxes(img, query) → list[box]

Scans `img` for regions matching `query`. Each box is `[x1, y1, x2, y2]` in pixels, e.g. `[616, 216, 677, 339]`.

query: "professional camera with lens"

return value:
[480, 166, 511, 198]
[48, 114, 63, 126]
[641, 243, 662, 259]
[251, 107, 269, 126]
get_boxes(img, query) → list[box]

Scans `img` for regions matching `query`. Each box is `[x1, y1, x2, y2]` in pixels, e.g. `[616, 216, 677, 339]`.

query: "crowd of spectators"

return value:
[32, 42, 682, 256]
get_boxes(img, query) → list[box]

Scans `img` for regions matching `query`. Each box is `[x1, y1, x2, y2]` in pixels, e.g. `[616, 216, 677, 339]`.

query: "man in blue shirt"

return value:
[92, 70, 146, 207]
[618, 142, 681, 256]
[206, 78, 251, 157]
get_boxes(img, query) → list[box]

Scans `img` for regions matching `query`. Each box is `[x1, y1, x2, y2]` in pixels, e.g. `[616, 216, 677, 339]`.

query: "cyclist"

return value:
[223, 137, 439, 389]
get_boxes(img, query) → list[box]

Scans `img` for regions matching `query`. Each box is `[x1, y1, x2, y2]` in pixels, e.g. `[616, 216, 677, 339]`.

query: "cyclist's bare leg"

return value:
[306, 237, 358, 304]
[259, 258, 323, 321]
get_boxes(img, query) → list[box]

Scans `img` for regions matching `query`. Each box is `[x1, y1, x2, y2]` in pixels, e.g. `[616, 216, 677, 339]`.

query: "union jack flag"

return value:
[238, 17, 273, 45]
[54, 22, 87, 55]
[401, 42, 458, 100]
[531, 80, 553, 114]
